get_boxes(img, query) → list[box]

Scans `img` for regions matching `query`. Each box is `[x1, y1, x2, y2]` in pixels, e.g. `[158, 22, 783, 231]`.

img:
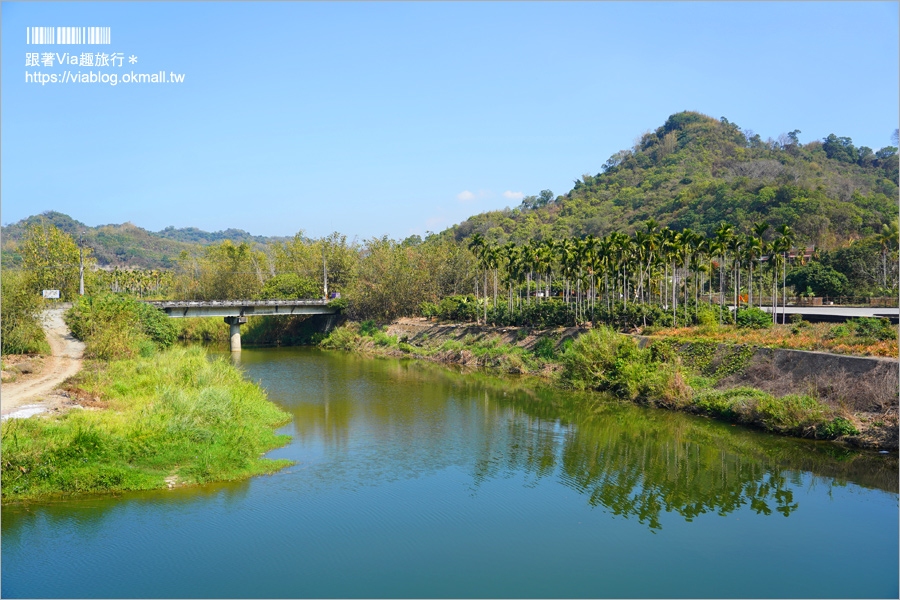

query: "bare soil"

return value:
[1, 308, 86, 420]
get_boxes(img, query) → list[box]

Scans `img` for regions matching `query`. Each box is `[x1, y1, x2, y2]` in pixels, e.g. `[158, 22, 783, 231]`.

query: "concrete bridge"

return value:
[145, 299, 337, 351]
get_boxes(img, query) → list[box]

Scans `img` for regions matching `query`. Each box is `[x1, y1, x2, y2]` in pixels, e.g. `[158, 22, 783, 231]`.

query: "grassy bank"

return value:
[1, 346, 292, 503]
[319, 320, 889, 445]
[645, 317, 898, 358]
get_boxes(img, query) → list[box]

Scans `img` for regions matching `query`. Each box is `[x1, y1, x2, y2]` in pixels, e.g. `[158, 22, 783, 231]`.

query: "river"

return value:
[2, 346, 898, 598]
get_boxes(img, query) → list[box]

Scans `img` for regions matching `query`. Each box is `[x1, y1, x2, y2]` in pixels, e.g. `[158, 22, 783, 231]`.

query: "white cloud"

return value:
[503, 190, 524, 200]
[457, 189, 496, 203]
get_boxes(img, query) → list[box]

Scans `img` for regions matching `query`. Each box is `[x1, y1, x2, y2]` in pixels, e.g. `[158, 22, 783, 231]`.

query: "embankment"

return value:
[329, 317, 898, 449]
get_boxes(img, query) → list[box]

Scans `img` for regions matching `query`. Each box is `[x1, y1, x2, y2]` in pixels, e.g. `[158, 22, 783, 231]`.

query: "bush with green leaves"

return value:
[1, 271, 50, 355]
[846, 317, 895, 341]
[816, 417, 859, 439]
[66, 293, 177, 360]
[255, 273, 319, 300]
[825, 325, 849, 340]
[785, 261, 850, 298]
[358, 320, 380, 336]
[531, 337, 556, 360]
[735, 307, 772, 329]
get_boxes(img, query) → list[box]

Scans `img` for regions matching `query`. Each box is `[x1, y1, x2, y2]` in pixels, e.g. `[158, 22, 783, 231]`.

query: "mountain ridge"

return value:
[446, 112, 898, 249]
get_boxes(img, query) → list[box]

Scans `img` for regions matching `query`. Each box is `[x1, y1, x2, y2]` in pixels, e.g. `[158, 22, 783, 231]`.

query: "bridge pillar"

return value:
[224, 316, 248, 352]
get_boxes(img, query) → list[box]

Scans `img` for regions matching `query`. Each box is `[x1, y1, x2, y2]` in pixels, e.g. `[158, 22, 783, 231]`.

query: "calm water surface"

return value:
[2, 347, 898, 598]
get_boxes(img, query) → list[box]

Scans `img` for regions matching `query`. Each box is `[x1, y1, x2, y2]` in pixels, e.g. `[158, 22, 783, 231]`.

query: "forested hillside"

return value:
[448, 112, 898, 249]
[0, 211, 287, 269]
[2, 112, 896, 321]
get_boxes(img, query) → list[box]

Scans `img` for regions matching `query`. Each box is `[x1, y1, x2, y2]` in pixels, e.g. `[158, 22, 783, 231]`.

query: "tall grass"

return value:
[560, 326, 855, 438]
[1, 346, 292, 502]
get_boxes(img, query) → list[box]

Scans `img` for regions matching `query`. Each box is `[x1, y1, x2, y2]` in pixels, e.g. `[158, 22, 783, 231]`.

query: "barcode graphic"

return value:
[26, 26, 110, 44]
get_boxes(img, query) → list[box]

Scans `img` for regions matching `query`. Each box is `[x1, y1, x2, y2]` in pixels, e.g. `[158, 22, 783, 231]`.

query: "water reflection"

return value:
[236, 347, 896, 532]
[3, 347, 897, 599]
[2, 477, 254, 540]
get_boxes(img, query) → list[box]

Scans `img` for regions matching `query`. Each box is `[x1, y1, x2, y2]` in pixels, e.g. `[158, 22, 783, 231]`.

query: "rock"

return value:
[16, 359, 42, 374]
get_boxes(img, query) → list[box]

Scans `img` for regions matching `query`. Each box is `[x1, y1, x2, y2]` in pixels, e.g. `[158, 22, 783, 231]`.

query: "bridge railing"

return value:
[146, 299, 331, 307]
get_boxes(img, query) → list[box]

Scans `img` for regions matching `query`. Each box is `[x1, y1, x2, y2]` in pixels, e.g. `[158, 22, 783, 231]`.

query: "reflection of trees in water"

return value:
[469, 381, 895, 531]
[561, 427, 799, 530]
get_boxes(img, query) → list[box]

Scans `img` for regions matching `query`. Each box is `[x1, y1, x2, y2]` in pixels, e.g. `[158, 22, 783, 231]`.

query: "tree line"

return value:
[4, 211, 897, 345]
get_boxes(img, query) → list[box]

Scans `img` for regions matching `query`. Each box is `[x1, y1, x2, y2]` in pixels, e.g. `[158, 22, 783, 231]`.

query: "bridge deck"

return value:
[146, 299, 337, 318]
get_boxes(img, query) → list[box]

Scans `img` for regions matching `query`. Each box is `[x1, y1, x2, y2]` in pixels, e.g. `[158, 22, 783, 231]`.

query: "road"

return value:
[1, 308, 85, 420]
[760, 305, 900, 323]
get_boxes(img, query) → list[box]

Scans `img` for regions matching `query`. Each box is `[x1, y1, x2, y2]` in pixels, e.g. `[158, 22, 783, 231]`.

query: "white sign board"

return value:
[42, 289, 60, 299]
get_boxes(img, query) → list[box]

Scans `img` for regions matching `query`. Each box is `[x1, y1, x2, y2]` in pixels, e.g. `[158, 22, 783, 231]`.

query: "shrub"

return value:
[560, 327, 626, 389]
[816, 417, 859, 439]
[785, 261, 850, 297]
[847, 317, 895, 341]
[373, 331, 396, 347]
[736, 307, 772, 329]
[1, 271, 50, 355]
[359, 320, 379, 336]
[255, 273, 319, 300]
[318, 326, 359, 350]
[825, 325, 849, 339]
[420, 301, 439, 318]
[327, 297, 348, 311]
[428, 295, 479, 322]
[531, 337, 556, 360]
[66, 293, 176, 360]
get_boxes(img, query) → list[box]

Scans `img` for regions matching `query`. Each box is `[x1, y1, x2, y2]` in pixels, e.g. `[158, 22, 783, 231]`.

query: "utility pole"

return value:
[79, 231, 85, 296]
[323, 243, 328, 300]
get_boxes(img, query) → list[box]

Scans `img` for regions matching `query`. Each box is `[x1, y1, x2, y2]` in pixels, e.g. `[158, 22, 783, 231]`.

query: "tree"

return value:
[876, 221, 899, 292]
[176, 240, 268, 300]
[822, 134, 858, 163]
[256, 273, 319, 299]
[1, 271, 50, 354]
[776, 225, 795, 324]
[785, 262, 849, 298]
[538, 189, 555, 208]
[20, 222, 94, 301]
[468, 233, 486, 322]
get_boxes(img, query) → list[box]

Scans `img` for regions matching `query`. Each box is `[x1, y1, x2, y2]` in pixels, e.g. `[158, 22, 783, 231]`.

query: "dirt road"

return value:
[1, 308, 85, 419]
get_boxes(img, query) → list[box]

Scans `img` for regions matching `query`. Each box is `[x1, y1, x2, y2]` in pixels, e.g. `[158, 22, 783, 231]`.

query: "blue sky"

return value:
[2, 1, 898, 241]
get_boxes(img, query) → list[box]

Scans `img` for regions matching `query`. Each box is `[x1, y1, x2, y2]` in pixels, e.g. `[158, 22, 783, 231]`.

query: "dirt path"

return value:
[1, 308, 85, 420]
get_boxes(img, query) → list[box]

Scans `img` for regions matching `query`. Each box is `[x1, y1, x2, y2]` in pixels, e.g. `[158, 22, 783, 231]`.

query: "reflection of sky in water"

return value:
[3, 347, 897, 599]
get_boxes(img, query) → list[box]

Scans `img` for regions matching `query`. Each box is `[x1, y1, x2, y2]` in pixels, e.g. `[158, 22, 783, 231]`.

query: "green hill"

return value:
[1, 212, 287, 269]
[447, 112, 898, 248]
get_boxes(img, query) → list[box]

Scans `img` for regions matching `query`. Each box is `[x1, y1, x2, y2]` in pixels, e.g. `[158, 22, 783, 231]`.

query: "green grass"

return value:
[558, 327, 853, 439]
[1, 346, 292, 503]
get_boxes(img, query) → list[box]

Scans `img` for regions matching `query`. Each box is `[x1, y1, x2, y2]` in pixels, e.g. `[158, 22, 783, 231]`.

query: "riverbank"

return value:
[0, 346, 292, 503]
[320, 318, 898, 450]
